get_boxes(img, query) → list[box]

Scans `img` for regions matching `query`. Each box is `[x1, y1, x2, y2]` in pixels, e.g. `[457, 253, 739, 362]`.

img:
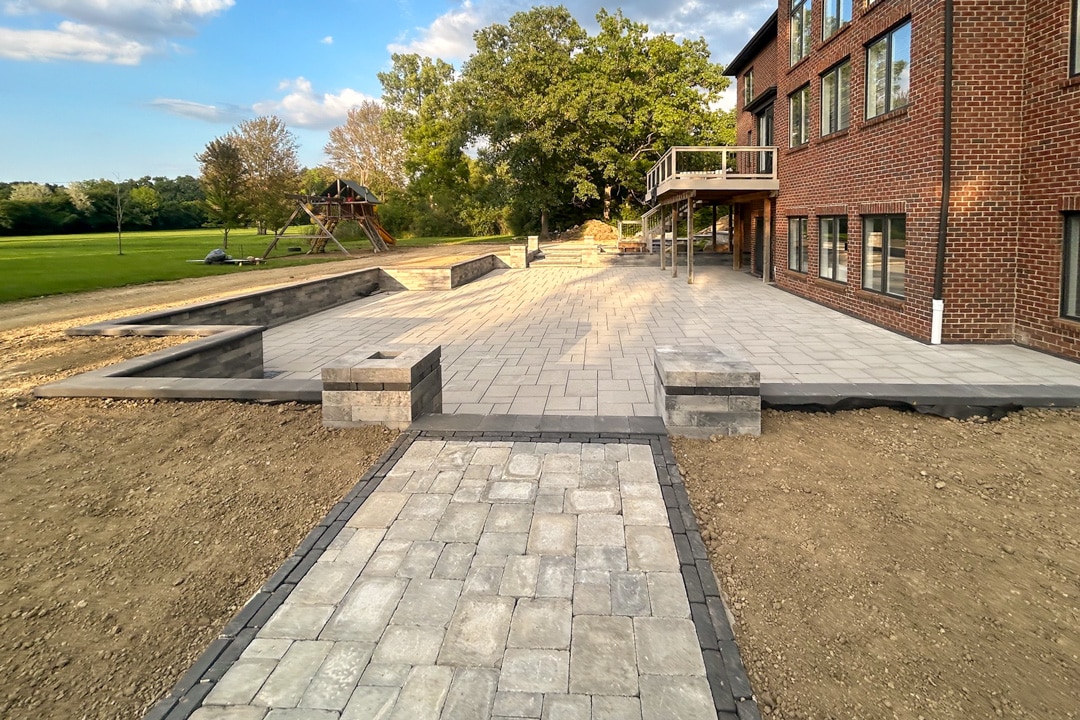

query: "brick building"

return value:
[718, 0, 1080, 360]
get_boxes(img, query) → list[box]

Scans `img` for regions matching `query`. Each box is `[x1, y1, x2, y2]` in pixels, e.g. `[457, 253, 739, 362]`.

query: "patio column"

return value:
[732, 206, 741, 270]
[660, 207, 667, 271]
[687, 198, 694, 284]
[671, 204, 678, 278]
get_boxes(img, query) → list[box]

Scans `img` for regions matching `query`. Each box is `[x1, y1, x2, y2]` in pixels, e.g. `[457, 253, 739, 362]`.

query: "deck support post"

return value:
[763, 196, 773, 283]
[671, 204, 678, 278]
[687, 198, 694, 284]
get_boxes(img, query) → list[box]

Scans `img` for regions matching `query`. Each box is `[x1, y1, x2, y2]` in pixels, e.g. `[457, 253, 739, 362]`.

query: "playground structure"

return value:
[261, 179, 396, 259]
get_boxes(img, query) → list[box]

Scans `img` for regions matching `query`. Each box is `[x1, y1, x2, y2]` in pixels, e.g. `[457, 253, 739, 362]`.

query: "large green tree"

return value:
[575, 10, 731, 217]
[196, 136, 248, 248]
[230, 116, 300, 235]
[460, 6, 587, 238]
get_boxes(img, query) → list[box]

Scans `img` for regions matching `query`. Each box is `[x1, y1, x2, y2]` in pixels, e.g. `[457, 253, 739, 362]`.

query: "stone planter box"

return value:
[321, 345, 442, 429]
[654, 345, 761, 437]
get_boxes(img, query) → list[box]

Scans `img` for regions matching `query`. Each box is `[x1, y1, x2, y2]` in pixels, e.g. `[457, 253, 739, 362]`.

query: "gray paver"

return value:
[535, 555, 575, 598]
[342, 685, 398, 720]
[204, 658, 277, 705]
[565, 489, 620, 514]
[568, 616, 637, 696]
[388, 665, 453, 719]
[390, 578, 462, 626]
[610, 571, 650, 616]
[348, 493, 410, 528]
[190, 708, 268, 720]
[254, 640, 333, 707]
[433, 542, 476, 580]
[624, 526, 679, 572]
[433, 503, 490, 543]
[486, 504, 533, 533]
[499, 649, 569, 693]
[647, 572, 692, 618]
[321, 577, 408, 642]
[441, 668, 499, 720]
[439, 595, 515, 667]
[262, 604, 335, 640]
[576, 514, 624, 546]
[371, 624, 445, 665]
[492, 691, 543, 718]
[637, 675, 715, 720]
[526, 513, 576, 556]
[499, 555, 540, 597]
[634, 618, 707, 676]
[591, 695, 642, 720]
[541, 694, 590, 720]
[300, 642, 375, 710]
[507, 597, 572, 649]
[397, 540, 443, 579]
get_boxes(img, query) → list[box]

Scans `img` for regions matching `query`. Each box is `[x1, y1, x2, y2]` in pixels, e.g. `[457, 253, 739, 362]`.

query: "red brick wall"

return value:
[768, 0, 944, 341]
[732, 0, 1080, 360]
[1014, 1, 1080, 359]
[735, 33, 778, 146]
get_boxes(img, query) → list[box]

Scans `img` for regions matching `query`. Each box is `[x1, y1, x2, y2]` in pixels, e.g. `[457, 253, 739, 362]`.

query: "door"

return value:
[756, 105, 774, 174]
[754, 217, 765, 276]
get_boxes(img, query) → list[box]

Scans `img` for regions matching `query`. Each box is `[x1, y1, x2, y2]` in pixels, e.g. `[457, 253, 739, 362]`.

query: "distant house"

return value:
[653, 0, 1080, 361]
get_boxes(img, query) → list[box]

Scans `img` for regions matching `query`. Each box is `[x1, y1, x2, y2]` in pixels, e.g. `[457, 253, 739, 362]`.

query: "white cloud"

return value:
[149, 98, 248, 123]
[320, 35, 333, 45]
[388, 0, 484, 60]
[387, 0, 774, 64]
[253, 77, 373, 130]
[0, 20, 149, 63]
[0, 0, 233, 63]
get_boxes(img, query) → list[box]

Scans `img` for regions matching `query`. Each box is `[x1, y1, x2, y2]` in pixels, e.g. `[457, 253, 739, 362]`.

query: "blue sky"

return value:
[0, 0, 774, 184]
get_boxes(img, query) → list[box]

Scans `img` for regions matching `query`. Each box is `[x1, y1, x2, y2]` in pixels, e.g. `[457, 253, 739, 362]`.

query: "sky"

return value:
[0, 0, 775, 184]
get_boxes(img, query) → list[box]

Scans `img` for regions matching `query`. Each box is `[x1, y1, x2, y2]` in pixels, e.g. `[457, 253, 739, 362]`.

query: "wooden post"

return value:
[732, 206, 741, 270]
[659, 207, 666, 271]
[687, 198, 694, 284]
[711, 204, 717, 252]
[763, 197, 773, 283]
[665, 205, 673, 280]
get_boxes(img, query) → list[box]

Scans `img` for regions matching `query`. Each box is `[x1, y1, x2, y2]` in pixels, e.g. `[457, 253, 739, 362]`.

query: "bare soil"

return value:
[676, 409, 1080, 720]
[1, 250, 1077, 719]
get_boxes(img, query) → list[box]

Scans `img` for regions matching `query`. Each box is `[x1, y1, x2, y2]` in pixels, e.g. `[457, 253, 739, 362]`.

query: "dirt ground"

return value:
[677, 410, 1079, 720]
[0, 249, 1078, 719]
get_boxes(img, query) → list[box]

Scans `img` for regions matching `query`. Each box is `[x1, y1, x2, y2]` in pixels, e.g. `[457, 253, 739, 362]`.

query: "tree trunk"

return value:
[223, 228, 230, 249]
[603, 184, 612, 221]
[540, 208, 549, 239]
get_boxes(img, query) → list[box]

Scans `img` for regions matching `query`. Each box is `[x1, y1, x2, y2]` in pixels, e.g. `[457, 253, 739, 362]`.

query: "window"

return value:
[1063, 215, 1080, 320]
[789, 217, 809, 273]
[819, 216, 848, 282]
[862, 216, 905, 297]
[866, 21, 911, 118]
[1072, 0, 1080, 76]
[790, 0, 812, 65]
[756, 105, 774, 173]
[790, 85, 810, 147]
[821, 61, 851, 135]
[823, 0, 851, 40]
[744, 69, 755, 105]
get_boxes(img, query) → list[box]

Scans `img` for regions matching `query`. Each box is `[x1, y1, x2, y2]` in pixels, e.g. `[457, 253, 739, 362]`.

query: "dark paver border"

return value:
[143, 425, 759, 720]
[142, 431, 417, 720]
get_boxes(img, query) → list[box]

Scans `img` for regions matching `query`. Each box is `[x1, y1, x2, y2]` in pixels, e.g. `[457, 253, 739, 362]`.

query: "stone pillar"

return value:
[322, 345, 442, 429]
[654, 345, 761, 437]
[507, 244, 529, 268]
[527, 235, 540, 254]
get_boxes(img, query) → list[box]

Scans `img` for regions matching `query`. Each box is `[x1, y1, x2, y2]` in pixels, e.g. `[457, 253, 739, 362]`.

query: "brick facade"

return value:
[727, 0, 1080, 359]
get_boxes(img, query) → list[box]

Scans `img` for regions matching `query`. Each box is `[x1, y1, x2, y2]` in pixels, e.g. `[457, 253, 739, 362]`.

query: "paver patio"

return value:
[184, 434, 740, 720]
[263, 265, 1080, 416]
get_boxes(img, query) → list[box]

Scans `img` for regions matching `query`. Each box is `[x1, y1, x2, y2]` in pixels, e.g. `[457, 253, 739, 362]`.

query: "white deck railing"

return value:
[646, 146, 777, 199]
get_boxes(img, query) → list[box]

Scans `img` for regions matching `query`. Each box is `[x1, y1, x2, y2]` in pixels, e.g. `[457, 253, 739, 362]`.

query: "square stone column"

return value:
[654, 345, 760, 437]
[321, 345, 442, 429]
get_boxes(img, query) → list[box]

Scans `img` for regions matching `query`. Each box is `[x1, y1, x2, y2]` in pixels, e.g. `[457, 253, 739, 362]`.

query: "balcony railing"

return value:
[646, 146, 778, 201]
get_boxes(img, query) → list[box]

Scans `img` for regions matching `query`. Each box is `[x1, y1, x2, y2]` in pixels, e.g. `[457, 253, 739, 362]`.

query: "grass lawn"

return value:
[0, 229, 512, 303]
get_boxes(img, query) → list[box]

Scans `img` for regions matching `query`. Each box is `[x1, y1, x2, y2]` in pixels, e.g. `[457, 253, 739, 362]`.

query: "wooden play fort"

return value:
[262, 179, 396, 259]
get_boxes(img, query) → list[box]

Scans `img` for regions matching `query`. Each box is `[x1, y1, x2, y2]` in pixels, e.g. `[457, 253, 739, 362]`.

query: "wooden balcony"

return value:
[646, 146, 778, 204]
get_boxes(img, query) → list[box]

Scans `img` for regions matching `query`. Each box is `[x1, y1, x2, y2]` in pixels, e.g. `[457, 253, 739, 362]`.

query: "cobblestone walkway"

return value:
[174, 431, 750, 720]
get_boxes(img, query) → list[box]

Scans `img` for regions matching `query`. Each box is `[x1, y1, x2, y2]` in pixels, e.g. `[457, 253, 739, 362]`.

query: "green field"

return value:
[0, 229, 512, 303]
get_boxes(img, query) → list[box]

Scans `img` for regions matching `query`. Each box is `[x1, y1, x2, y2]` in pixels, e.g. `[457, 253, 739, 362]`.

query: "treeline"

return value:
[0, 177, 206, 236]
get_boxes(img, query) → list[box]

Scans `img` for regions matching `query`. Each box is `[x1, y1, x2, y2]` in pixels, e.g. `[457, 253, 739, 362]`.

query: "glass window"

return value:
[866, 21, 911, 118]
[789, 217, 809, 273]
[862, 215, 905, 297]
[821, 61, 851, 135]
[1073, 0, 1080, 76]
[819, 216, 848, 282]
[744, 69, 754, 105]
[790, 0, 812, 66]
[1063, 215, 1080, 320]
[790, 85, 810, 147]
[823, 0, 851, 40]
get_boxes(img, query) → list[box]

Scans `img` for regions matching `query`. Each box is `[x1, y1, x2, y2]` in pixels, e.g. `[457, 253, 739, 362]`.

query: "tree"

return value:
[230, 116, 300, 235]
[574, 10, 731, 217]
[300, 166, 336, 195]
[324, 101, 406, 194]
[461, 7, 588, 237]
[196, 136, 248, 248]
